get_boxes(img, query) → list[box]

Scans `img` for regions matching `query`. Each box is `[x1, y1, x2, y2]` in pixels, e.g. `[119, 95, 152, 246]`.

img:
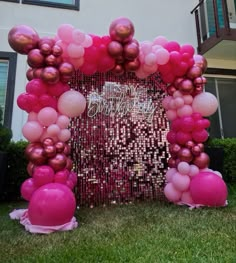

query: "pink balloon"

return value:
[183, 95, 193, 105]
[177, 105, 193, 117]
[20, 178, 38, 201]
[192, 92, 218, 117]
[22, 121, 43, 142]
[181, 191, 194, 204]
[28, 183, 76, 226]
[189, 164, 200, 177]
[155, 48, 170, 65]
[38, 94, 57, 110]
[81, 35, 93, 48]
[72, 29, 85, 44]
[192, 129, 208, 143]
[162, 96, 172, 110]
[67, 43, 84, 58]
[38, 107, 58, 127]
[165, 168, 177, 182]
[190, 171, 228, 206]
[17, 92, 38, 113]
[47, 82, 70, 97]
[180, 116, 195, 132]
[164, 41, 180, 52]
[68, 171, 78, 187]
[176, 131, 192, 145]
[56, 115, 70, 129]
[57, 24, 74, 43]
[54, 169, 69, 184]
[166, 109, 177, 121]
[33, 165, 55, 187]
[167, 131, 177, 144]
[58, 129, 71, 142]
[58, 90, 86, 117]
[174, 97, 184, 108]
[26, 79, 47, 96]
[172, 172, 190, 192]
[177, 162, 190, 175]
[180, 44, 195, 57]
[153, 36, 168, 46]
[47, 124, 61, 137]
[164, 182, 182, 202]
[27, 111, 38, 121]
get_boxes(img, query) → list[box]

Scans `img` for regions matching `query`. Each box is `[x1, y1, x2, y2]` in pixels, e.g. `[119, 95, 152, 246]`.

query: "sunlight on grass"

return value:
[0, 186, 236, 263]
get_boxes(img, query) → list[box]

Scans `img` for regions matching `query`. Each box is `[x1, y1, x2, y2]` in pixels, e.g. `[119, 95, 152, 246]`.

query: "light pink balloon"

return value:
[177, 162, 190, 175]
[189, 164, 200, 177]
[47, 124, 61, 137]
[181, 191, 194, 204]
[174, 97, 184, 108]
[162, 96, 172, 110]
[56, 115, 70, 129]
[166, 109, 177, 121]
[22, 121, 43, 142]
[57, 24, 74, 43]
[144, 53, 157, 66]
[72, 29, 85, 44]
[173, 90, 183, 98]
[38, 107, 58, 127]
[177, 105, 193, 117]
[58, 129, 71, 142]
[81, 35, 93, 48]
[67, 43, 84, 58]
[143, 63, 157, 74]
[58, 90, 86, 117]
[172, 172, 190, 192]
[165, 168, 177, 182]
[27, 111, 38, 121]
[164, 182, 182, 202]
[156, 48, 170, 65]
[153, 36, 168, 46]
[192, 92, 218, 117]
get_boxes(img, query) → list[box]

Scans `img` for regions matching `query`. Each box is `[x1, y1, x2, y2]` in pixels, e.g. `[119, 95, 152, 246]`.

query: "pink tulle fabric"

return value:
[9, 209, 78, 234]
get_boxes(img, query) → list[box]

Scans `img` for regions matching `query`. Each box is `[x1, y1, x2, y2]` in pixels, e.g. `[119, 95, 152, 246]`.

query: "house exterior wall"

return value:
[1, 0, 200, 141]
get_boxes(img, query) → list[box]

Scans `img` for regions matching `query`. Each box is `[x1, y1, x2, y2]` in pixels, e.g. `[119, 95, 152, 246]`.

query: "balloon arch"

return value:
[8, 17, 227, 234]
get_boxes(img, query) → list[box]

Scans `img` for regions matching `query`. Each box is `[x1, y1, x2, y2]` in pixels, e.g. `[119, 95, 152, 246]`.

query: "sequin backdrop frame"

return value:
[70, 71, 170, 207]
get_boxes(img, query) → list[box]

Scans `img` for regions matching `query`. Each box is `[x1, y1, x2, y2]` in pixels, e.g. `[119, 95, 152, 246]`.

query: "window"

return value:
[205, 74, 236, 138]
[0, 52, 17, 128]
[22, 0, 80, 10]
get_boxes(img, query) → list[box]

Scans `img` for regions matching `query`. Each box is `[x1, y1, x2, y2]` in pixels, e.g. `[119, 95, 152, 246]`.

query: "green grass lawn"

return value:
[0, 185, 236, 263]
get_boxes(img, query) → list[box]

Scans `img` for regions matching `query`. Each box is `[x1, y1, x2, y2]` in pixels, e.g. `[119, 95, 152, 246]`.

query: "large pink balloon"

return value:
[190, 171, 227, 206]
[58, 90, 86, 117]
[192, 92, 218, 117]
[28, 183, 76, 226]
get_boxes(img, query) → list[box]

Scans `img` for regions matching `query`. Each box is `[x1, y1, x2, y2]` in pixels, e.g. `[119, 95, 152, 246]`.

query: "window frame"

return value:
[22, 0, 80, 10]
[0, 52, 17, 128]
[0, 0, 20, 2]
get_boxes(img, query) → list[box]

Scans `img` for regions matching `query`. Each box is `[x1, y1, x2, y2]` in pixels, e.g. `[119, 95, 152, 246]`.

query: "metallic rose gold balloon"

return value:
[28, 146, 47, 165]
[58, 62, 74, 76]
[8, 25, 39, 54]
[167, 85, 176, 96]
[194, 54, 208, 72]
[107, 41, 123, 58]
[25, 142, 42, 159]
[197, 143, 205, 152]
[38, 37, 55, 48]
[191, 145, 201, 156]
[186, 65, 202, 79]
[169, 143, 181, 157]
[52, 44, 63, 57]
[42, 137, 55, 147]
[109, 17, 135, 43]
[45, 54, 57, 66]
[174, 77, 184, 88]
[116, 55, 125, 64]
[178, 79, 194, 94]
[66, 158, 73, 171]
[27, 162, 36, 176]
[178, 148, 193, 163]
[27, 49, 45, 68]
[185, 140, 195, 149]
[43, 145, 57, 158]
[168, 157, 177, 168]
[63, 144, 71, 156]
[48, 153, 67, 171]
[193, 85, 203, 95]
[33, 68, 43, 79]
[193, 76, 204, 85]
[112, 64, 124, 76]
[40, 43, 52, 56]
[123, 41, 139, 60]
[124, 58, 140, 72]
[193, 152, 210, 169]
[26, 68, 34, 81]
[55, 141, 65, 153]
[41, 66, 60, 84]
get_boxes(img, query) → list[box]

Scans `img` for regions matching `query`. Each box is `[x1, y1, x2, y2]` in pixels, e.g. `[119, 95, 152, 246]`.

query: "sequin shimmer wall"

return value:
[70, 71, 170, 207]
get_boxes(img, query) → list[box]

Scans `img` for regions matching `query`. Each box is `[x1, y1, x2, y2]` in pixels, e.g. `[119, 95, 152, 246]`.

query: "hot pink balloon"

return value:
[28, 183, 76, 226]
[190, 171, 228, 206]
[20, 178, 38, 201]
[33, 165, 55, 187]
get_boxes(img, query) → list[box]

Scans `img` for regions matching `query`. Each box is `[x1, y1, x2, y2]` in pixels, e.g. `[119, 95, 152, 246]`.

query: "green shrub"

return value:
[207, 138, 236, 183]
[1, 140, 28, 201]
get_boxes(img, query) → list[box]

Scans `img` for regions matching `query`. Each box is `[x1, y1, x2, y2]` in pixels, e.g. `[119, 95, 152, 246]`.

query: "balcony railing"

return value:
[191, 0, 236, 54]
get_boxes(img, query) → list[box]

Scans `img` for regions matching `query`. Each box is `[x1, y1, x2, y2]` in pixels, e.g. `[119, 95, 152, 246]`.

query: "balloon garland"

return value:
[8, 17, 227, 233]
